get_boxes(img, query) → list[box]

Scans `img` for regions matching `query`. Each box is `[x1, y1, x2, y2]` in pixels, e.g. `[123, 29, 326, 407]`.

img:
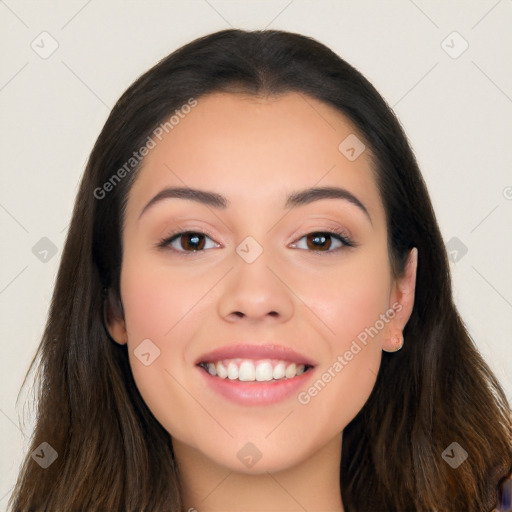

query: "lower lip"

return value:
[197, 365, 315, 406]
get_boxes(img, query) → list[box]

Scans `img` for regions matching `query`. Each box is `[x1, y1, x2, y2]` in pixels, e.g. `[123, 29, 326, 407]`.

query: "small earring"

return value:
[385, 333, 404, 353]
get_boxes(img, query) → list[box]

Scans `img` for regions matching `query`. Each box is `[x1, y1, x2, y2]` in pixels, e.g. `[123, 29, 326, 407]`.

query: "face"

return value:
[106, 91, 416, 474]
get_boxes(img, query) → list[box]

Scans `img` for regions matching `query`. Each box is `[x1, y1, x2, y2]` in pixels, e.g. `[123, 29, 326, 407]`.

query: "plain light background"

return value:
[1, 1, 511, 508]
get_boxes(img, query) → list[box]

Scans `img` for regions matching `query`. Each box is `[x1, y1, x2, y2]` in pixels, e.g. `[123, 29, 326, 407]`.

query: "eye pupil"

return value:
[182, 233, 205, 251]
[307, 233, 331, 251]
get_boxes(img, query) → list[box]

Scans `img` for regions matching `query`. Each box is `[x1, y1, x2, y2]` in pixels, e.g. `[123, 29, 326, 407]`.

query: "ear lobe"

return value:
[382, 247, 418, 352]
[103, 287, 128, 345]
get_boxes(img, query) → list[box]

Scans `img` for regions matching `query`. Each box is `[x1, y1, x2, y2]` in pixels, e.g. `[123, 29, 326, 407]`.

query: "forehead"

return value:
[124, 91, 384, 225]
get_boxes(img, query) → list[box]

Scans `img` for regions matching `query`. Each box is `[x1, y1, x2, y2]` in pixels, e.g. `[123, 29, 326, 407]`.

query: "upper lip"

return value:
[195, 343, 316, 367]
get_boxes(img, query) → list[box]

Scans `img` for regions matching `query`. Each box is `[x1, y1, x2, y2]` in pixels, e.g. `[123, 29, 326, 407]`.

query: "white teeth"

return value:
[255, 361, 273, 381]
[227, 362, 238, 380]
[239, 361, 256, 381]
[216, 361, 228, 378]
[203, 359, 310, 381]
[273, 362, 286, 380]
[285, 363, 296, 378]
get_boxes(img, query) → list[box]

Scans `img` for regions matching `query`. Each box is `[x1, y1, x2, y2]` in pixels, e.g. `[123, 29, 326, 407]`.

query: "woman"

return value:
[9, 29, 512, 511]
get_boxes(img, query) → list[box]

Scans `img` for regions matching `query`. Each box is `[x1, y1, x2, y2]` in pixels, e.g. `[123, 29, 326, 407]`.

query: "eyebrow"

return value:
[138, 186, 372, 224]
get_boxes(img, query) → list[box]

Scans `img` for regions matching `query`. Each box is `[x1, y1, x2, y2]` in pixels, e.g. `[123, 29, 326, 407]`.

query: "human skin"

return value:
[106, 91, 417, 511]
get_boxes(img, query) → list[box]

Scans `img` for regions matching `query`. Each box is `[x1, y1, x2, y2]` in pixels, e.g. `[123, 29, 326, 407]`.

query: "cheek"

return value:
[283, 252, 391, 433]
[118, 252, 218, 441]
[306, 253, 392, 352]
[296, 274, 389, 436]
[120, 252, 207, 341]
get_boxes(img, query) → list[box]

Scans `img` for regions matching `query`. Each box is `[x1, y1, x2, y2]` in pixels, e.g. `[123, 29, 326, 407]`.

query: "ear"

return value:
[103, 287, 128, 345]
[382, 247, 418, 352]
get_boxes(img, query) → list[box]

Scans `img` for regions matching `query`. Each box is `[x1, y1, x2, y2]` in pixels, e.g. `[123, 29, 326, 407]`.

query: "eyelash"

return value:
[156, 227, 356, 257]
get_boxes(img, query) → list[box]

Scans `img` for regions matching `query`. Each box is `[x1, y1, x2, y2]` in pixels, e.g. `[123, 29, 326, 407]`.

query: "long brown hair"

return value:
[9, 29, 511, 511]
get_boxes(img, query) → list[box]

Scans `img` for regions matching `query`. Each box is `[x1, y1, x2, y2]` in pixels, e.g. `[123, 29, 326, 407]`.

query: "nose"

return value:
[217, 248, 295, 324]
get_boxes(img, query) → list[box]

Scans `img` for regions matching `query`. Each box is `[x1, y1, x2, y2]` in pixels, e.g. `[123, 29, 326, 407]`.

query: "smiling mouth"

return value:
[198, 358, 314, 382]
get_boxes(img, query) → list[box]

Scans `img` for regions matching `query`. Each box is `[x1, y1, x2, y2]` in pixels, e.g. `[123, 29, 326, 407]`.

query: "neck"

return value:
[173, 433, 345, 512]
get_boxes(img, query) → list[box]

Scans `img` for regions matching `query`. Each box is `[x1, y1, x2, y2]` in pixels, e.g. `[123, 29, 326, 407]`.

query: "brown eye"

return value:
[305, 233, 332, 251]
[179, 233, 205, 251]
[291, 231, 354, 254]
[162, 231, 218, 253]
